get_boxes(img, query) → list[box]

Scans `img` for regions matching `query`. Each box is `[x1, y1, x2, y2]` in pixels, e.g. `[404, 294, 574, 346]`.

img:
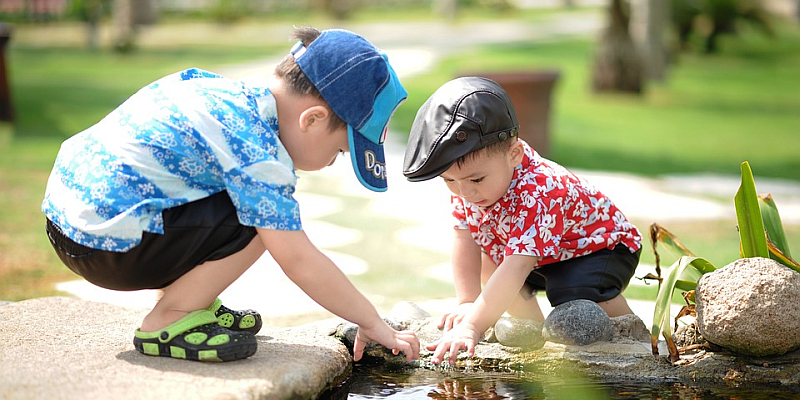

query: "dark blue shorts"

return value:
[46, 191, 257, 291]
[522, 245, 641, 307]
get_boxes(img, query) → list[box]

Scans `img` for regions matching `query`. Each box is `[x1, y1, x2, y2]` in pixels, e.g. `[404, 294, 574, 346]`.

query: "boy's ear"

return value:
[298, 105, 330, 132]
[508, 139, 525, 165]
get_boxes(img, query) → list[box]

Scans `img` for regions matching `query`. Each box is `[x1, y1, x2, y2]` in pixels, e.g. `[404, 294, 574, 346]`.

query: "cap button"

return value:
[498, 132, 508, 141]
[455, 130, 468, 142]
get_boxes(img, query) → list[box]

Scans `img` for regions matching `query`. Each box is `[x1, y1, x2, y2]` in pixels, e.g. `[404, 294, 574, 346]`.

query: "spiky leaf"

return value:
[760, 194, 791, 258]
[651, 256, 716, 362]
[734, 161, 769, 258]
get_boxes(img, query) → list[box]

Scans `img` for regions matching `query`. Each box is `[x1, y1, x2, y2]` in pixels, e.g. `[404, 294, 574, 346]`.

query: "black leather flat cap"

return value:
[403, 76, 519, 182]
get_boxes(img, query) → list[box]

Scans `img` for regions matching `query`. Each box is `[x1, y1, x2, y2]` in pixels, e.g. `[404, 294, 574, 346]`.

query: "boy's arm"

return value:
[256, 228, 420, 362]
[451, 228, 482, 303]
[439, 228, 482, 330]
[428, 253, 539, 365]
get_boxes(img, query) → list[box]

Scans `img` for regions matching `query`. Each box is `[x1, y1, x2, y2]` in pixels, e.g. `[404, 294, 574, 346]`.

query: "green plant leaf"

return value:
[760, 194, 792, 258]
[767, 240, 800, 274]
[734, 161, 769, 258]
[674, 279, 697, 291]
[649, 223, 696, 282]
[651, 256, 716, 362]
[650, 223, 696, 259]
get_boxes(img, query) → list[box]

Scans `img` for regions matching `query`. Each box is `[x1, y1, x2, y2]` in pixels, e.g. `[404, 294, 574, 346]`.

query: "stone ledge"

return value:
[5, 297, 800, 400]
[0, 297, 351, 400]
[347, 312, 800, 388]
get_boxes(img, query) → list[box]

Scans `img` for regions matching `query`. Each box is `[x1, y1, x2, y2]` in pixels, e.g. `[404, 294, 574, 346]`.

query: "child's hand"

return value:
[353, 323, 420, 362]
[425, 322, 481, 365]
[437, 302, 473, 332]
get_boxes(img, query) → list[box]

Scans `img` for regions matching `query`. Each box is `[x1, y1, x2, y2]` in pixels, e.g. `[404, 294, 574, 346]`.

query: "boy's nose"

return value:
[456, 183, 474, 197]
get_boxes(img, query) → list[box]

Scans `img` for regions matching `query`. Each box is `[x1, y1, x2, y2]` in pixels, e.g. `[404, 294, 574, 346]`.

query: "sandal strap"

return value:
[206, 298, 224, 314]
[135, 310, 219, 343]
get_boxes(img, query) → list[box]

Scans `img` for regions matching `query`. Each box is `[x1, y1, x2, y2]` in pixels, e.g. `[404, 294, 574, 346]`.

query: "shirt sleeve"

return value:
[451, 195, 469, 230]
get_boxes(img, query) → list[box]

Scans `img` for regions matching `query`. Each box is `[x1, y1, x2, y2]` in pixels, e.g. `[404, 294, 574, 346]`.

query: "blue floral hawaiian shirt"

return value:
[42, 68, 301, 252]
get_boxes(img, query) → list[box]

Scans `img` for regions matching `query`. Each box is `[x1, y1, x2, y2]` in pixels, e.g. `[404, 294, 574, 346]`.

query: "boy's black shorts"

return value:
[522, 245, 641, 307]
[46, 191, 258, 291]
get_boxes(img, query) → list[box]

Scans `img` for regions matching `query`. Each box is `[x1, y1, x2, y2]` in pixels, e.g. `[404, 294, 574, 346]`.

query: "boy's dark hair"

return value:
[274, 27, 346, 131]
[453, 136, 518, 169]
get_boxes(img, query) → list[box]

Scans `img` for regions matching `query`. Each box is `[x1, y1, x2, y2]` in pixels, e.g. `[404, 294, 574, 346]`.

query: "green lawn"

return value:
[10, 46, 280, 137]
[2, 13, 799, 305]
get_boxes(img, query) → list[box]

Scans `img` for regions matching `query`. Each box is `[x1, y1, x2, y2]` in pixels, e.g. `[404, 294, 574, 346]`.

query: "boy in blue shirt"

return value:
[42, 27, 420, 363]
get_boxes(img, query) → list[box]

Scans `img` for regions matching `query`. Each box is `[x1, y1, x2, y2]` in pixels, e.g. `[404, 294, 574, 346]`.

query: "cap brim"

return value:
[404, 160, 455, 182]
[348, 125, 387, 192]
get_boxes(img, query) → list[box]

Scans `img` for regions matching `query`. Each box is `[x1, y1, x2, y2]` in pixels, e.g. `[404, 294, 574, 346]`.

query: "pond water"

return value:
[320, 363, 800, 400]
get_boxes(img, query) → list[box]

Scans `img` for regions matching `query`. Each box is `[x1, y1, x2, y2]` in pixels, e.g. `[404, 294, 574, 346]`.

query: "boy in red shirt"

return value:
[403, 77, 642, 365]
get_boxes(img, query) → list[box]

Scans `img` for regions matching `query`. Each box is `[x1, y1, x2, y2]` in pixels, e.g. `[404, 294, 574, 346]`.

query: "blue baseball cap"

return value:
[291, 29, 407, 192]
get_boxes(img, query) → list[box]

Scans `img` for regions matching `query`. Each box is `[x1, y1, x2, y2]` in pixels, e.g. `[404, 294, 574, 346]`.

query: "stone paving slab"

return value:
[0, 297, 351, 400]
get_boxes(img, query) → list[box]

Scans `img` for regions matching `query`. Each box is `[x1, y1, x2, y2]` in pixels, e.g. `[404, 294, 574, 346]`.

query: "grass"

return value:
[0, 137, 74, 300]
[1, 11, 799, 308]
[10, 46, 280, 137]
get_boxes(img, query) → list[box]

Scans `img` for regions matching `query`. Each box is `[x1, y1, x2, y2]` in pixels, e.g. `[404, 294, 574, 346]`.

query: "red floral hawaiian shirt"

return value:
[452, 141, 642, 268]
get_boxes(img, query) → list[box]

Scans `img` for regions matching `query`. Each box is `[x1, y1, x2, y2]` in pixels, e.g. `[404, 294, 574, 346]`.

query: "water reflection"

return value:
[320, 362, 800, 400]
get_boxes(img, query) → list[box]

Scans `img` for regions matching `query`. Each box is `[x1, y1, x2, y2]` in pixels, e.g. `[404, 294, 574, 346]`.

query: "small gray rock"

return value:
[674, 322, 707, 348]
[330, 303, 432, 365]
[610, 313, 650, 343]
[493, 316, 545, 350]
[543, 299, 612, 346]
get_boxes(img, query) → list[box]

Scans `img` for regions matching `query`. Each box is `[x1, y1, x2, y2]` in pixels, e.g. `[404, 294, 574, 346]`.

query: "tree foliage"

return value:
[672, 0, 774, 53]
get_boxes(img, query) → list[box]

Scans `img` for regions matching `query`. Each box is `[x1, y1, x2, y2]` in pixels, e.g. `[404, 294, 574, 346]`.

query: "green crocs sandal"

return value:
[133, 310, 257, 362]
[207, 298, 263, 334]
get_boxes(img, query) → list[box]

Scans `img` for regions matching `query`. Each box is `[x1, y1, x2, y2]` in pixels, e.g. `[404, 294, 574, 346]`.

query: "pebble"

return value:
[493, 316, 545, 350]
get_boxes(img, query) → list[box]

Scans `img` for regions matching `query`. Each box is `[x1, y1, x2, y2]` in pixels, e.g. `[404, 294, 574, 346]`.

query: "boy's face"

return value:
[284, 118, 350, 172]
[439, 142, 523, 207]
[306, 124, 350, 171]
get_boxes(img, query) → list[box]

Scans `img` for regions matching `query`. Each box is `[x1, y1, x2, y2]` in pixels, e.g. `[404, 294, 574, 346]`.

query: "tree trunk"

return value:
[112, 0, 136, 53]
[83, 0, 104, 51]
[133, 0, 158, 26]
[311, 0, 356, 20]
[705, 28, 721, 53]
[797, 0, 800, 20]
[643, 0, 669, 81]
[434, 0, 457, 20]
[592, 0, 644, 94]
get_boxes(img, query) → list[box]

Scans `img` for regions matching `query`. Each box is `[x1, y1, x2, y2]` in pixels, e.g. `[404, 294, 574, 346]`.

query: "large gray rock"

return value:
[696, 257, 800, 357]
[0, 297, 351, 400]
[542, 300, 612, 346]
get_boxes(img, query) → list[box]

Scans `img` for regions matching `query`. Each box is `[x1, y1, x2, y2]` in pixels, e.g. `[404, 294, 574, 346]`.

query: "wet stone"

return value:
[331, 318, 411, 366]
[543, 299, 611, 346]
[493, 316, 545, 350]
